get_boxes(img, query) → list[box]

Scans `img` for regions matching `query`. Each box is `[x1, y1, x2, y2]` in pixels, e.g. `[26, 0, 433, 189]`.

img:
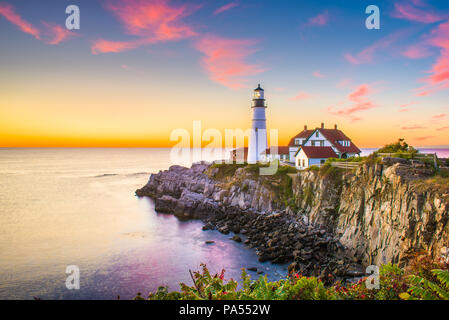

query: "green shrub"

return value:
[307, 165, 320, 172]
[208, 163, 246, 180]
[375, 138, 418, 155]
[142, 259, 449, 300]
[405, 269, 449, 300]
[438, 169, 449, 178]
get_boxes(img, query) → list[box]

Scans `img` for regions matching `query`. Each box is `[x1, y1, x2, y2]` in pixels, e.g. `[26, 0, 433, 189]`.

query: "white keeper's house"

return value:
[290, 123, 361, 169]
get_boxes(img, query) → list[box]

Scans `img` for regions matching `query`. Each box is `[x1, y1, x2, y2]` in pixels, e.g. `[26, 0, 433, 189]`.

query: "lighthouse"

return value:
[248, 84, 268, 163]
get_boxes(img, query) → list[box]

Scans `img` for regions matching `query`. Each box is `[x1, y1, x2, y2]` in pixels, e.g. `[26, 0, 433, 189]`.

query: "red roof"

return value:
[299, 146, 338, 159]
[264, 146, 289, 155]
[317, 129, 361, 154]
[288, 130, 314, 147]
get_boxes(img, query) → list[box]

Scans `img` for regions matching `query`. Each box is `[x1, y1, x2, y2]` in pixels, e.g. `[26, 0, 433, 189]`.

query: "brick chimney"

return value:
[304, 125, 307, 130]
[334, 124, 338, 130]
[321, 123, 324, 129]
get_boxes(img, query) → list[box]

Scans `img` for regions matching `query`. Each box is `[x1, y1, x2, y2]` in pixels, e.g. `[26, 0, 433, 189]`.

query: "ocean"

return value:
[0, 147, 447, 300]
[0, 148, 287, 300]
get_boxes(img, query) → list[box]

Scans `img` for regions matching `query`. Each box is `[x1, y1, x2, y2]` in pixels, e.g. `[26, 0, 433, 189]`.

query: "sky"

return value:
[0, 0, 449, 148]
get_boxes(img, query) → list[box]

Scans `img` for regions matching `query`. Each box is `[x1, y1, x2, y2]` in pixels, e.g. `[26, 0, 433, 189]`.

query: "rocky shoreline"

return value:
[136, 158, 449, 283]
[136, 162, 364, 282]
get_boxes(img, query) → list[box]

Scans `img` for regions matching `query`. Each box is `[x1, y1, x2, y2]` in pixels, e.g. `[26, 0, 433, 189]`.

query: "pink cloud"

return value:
[0, 2, 40, 39]
[416, 21, 449, 96]
[92, 0, 198, 54]
[92, 38, 148, 54]
[401, 125, 426, 130]
[214, 2, 239, 15]
[415, 136, 434, 141]
[348, 84, 372, 101]
[410, 0, 426, 6]
[391, 2, 445, 24]
[399, 101, 417, 112]
[0, 2, 76, 45]
[432, 113, 446, 119]
[312, 71, 326, 78]
[400, 102, 417, 108]
[344, 30, 407, 64]
[436, 126, 449, 131]
[327, 84, 376, 121]
[41, 22, 76, 45]
[336, 79, 353, 89]
[290, 91, 312, 101]
[194, 34, 264, 89]
[402, 44, 432, 59]
[307, 11, 329, 26]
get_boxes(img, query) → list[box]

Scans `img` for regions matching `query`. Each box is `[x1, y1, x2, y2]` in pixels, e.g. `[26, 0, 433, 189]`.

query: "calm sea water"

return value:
[0, 147, 447, 300]
[0, 148, 288, 300]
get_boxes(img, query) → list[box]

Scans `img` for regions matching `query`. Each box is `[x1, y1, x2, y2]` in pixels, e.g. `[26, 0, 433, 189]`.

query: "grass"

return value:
[207, 162, 247, 180]
[410, 175, 449, 200]
[207, 162, 299, 209]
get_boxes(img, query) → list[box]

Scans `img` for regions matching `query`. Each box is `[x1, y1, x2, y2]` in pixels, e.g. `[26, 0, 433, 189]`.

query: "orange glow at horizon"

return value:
[1, 71, 447, 149]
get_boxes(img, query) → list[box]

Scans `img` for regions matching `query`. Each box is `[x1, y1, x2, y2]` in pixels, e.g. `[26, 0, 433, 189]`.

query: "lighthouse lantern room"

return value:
[248, 84, 268, 163]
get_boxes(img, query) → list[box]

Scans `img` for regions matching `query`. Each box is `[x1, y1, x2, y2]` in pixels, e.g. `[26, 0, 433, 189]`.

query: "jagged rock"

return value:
[202, 223, 214, 231]
[382, 157, 409, 166]
[231, 235, 242, 243]
[218, 225, 230, 234]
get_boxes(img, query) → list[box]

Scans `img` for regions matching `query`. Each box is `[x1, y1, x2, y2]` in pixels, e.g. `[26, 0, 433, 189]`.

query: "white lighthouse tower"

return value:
[248, 84, 268, 163]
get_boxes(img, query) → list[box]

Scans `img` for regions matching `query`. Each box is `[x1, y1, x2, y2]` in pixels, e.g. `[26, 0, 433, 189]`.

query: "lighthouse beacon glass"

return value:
[254, 84, 264, 100]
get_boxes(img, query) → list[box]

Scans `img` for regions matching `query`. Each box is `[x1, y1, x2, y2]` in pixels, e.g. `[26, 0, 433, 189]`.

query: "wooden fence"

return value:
[377, 152, 439, 169]
[330, 162, 362, 169]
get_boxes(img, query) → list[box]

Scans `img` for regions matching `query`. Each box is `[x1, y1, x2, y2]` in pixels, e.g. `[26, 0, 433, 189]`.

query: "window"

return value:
[316, 132, 319, 137]
[295, 138, 301, 145]
[320, 141, 324, 147]
[302, 159, 305, 167]
[320, 159, 325, 164]
[311, 141, 315, 146]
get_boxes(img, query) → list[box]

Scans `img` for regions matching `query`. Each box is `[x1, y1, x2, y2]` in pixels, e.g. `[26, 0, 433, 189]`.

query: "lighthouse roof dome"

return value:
[254, 84, 264, 91]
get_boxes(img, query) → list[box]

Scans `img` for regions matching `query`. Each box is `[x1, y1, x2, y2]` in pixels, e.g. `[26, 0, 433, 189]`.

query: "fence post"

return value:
[434, 153, 438, 170]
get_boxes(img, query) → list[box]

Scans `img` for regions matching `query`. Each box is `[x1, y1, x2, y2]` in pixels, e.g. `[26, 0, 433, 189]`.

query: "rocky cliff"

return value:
[293, 160, 449, 267]
[136, 159, 449, 278]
